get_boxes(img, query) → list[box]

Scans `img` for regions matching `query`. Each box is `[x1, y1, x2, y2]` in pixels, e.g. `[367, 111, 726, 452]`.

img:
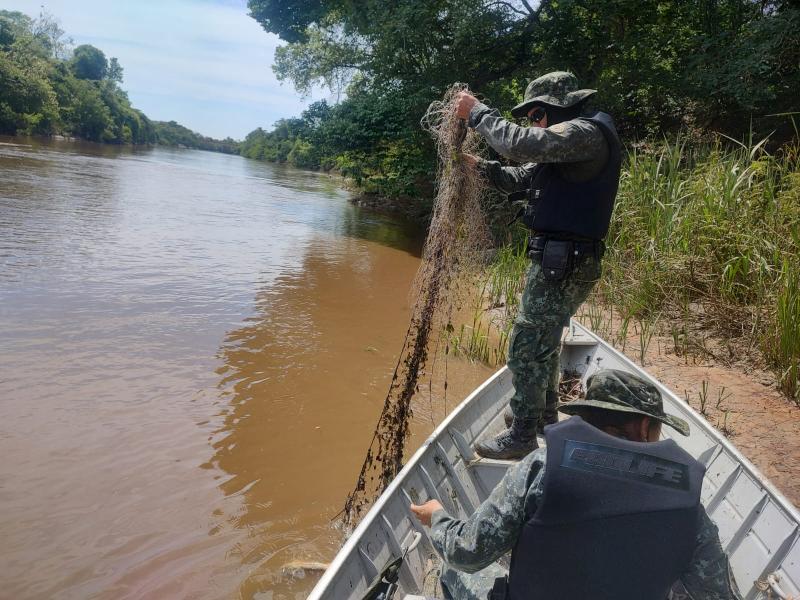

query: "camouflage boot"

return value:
[537, 390, 560, 433]
[474, 417, 538, 460]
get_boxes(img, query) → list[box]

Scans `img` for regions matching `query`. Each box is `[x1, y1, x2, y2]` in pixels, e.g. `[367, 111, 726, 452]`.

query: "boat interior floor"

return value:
[412, 405, 535, 600]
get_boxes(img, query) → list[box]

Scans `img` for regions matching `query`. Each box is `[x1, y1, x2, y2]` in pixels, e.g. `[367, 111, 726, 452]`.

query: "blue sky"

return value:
[4, 0, 326, 139]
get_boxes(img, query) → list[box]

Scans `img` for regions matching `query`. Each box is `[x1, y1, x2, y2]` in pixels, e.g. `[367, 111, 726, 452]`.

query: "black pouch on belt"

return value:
[541, 239, 572, 281]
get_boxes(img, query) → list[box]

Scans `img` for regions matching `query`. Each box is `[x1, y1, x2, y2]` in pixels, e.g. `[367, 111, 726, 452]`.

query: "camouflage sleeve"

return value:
[478, 159, 537, 194]
[677, 508, 743, 599]
[429, 449, 546, 573]
[467, 102, 606, 165]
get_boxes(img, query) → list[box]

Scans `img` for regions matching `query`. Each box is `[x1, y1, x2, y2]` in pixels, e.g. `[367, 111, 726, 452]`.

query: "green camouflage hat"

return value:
[558, 369, 691, 436]
[510, 71, 597, 118]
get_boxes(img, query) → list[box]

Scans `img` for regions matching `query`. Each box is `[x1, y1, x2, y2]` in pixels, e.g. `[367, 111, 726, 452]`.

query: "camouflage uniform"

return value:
[428, 370, 743, 600]
[431, 450, 742, 600]
[466, 73, 613, 458]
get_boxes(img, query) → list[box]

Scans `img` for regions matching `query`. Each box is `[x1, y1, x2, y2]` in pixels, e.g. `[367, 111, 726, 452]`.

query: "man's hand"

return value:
[410, 500, 443, 527]
[455, 92, 478, 120]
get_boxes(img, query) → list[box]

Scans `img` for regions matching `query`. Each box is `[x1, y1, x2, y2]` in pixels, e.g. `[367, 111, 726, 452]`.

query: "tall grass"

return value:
[451, 135, 800, 402]
[597, 135, 800, 401]
[445, 242, 527, 366]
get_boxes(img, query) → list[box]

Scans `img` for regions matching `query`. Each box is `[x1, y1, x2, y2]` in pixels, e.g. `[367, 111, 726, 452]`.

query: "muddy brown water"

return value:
[0, 137, 493, 599]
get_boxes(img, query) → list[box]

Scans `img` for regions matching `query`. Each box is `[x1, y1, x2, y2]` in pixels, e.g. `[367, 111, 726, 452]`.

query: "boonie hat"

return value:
[510, 71, 597, 118]
[558, 369, 691, 436]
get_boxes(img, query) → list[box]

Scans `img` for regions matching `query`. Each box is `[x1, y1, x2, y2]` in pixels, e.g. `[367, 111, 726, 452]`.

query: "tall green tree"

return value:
[0, 10, 32, 48]
[249, 0, 799, 137]
[107, 56, 123, 83]
[70, 44, 108, 80]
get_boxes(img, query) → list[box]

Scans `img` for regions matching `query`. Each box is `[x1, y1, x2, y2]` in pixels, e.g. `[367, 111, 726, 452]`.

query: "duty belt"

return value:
[528, 235, 605, 257]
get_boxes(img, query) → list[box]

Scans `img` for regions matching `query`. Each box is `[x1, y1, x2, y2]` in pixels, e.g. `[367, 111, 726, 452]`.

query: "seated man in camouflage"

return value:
[411, 369, 741, 600]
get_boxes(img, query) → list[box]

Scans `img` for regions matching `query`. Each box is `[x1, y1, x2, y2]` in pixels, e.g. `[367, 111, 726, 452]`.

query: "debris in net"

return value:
[558, 375, 585, 402]
[342, 84, 490, 526]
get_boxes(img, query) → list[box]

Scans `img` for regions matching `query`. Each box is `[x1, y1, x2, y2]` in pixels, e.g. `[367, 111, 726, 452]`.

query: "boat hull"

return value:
[310, 321, 800, 600]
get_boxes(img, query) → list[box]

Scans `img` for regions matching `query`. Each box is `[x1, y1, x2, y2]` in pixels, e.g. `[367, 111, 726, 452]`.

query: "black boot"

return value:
[474, 417, 538, 460]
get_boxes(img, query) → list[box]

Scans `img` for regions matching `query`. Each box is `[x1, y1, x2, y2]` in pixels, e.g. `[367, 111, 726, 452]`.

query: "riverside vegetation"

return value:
[0, 10, 236, 152]
[242, 0, 798, 201]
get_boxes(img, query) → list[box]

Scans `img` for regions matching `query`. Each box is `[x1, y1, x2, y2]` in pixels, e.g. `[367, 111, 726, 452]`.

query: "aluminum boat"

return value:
[309, 321, 800, 599]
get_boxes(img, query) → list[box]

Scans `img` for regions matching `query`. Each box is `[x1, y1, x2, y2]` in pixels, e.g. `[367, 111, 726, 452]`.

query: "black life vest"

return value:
[506, 417, 704, 600]
[522, 112, 622, 240]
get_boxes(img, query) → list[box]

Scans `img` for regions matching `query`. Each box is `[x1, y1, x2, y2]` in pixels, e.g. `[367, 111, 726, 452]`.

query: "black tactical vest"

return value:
[506, 417, 704, 600]
[522, 112, 622, 240]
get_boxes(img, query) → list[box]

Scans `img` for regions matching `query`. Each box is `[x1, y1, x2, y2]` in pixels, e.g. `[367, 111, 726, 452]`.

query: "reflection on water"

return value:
[0, 136, 492, 598]
[209, 236, 422, 596]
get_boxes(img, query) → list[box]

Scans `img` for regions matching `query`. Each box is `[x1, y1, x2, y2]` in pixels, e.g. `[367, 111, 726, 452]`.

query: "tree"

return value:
[31, 9, 72, 59]
[107, 57, 123, 83]
[257, 0, 537, 99]
[70, 44, 107, 80]
[69, 80, 112, 140]
[0, 49, 57, 134]
[0, 10, 31, 49]
[248, 0, 330, 43]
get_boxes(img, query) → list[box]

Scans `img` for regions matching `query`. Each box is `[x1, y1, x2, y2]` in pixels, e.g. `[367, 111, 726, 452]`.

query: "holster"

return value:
[540, 239, 573, 281]
[488, 575, 508, 600]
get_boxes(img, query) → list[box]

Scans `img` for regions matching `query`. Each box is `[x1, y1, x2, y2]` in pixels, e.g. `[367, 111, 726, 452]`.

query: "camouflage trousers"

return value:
[440, 562, 507, 600]
[508, 253, 602, 421]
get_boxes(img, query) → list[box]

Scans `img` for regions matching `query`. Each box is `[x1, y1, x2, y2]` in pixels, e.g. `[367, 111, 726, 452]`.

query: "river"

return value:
[0, 137, 493, 599]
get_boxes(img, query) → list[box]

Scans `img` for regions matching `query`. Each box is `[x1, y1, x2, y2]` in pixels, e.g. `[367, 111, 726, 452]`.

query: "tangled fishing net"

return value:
[343, 84, 490, 526]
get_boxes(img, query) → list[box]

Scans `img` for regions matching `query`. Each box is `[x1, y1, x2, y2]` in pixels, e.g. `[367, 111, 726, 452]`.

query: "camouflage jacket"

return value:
[430, 448, 743, 599]
[467, 102, 610, 191]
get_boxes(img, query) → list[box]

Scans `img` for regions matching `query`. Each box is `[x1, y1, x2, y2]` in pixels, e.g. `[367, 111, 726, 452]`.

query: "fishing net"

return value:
[342, 84, 490, 525]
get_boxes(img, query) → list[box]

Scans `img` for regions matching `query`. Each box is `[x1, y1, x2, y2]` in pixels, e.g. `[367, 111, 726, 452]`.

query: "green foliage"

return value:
[240, 87, 438, 200]
[107, 57, 123, 83]
[248, 0, 330, 43]
[0, 10, 216, 148]
[152, 120, 239, 153]
[594, 137, 800, 399]
[0, 32, 58, 135]
[70, 44, 107, 80]
[243, 0, 799, 214]
[0, 11, 32, 49]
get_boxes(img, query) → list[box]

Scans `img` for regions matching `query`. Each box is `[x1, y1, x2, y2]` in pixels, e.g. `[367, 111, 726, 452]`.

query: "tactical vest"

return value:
[522, 112, 622, 240]
[506, 417, 704, 600]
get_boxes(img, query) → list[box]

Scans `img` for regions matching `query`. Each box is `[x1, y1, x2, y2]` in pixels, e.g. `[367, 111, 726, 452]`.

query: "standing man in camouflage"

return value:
[455, 71, 622, 459]
[411, 369, 742, 600]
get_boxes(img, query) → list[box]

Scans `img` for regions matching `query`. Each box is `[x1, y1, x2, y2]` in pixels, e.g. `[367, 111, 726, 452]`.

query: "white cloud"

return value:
[3, 0, 329, 139]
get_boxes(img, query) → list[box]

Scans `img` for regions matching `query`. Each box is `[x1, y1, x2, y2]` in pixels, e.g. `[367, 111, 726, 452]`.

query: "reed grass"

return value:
[596, 134, 800, 402]
[454, 134, 800, 403]
[445, 242, 527, 366]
